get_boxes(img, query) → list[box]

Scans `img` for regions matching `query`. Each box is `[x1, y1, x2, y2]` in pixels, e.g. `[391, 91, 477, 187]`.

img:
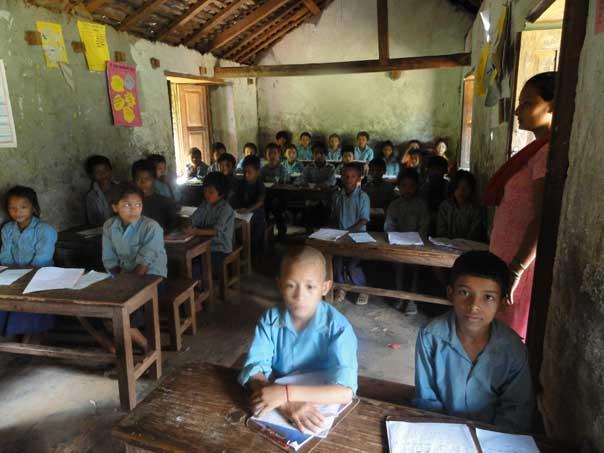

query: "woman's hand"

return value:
[279, 402, 326, 433]
[507, 261, 525, 305]
[251, 384, 287, 417]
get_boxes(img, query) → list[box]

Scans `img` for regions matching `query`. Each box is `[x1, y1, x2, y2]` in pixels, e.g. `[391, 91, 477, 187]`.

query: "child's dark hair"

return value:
[342, 162, 363, 177]
[369, 157, 386, 171]
[276, 130, 289, 141]
[110, 182, 144, 205]
[285, 144, 297, 154]
[357, 131, 369, 140]
[300, 131, 311, 139]
[217, 153, 236, 167]
[449, 251, 510, 297]
[341, 145, 355, 157]
[243, 142, 258, 154]
[147, 154, 166, 165]
[525, 71, 557, 102]
[85, 155, 112, 176]
[328, 133, 341, 142]
[428, 155, 448, 171]
[312, 142, 327, 155]
[434, 138, 447, 147]
[382, 140, 394, 151]
[397, 168, 420, 185]
[451, 170, 476, 195]
[189, 147, 202, 157]
[266, 142, 280, 155]
[212, 142, 227, 153]
[5, 185, 41, 217]
[202, 171, 230, 197]
[131, 159, 156, 179]
[407, 139, 421, 147]
[242, 155, 261, 170]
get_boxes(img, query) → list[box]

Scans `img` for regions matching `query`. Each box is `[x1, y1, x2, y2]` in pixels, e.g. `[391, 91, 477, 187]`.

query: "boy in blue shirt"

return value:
[240, 246, 358, 433]
[301, 143, 336, 187]
[381, 140, 400, 178]
[276, 130, 289, 155]
[84, 155, 121, 226]
[217, 153, 240, 203]
[297, 132, 313, 161]
[260, 143, 287, 184]
[414, 251, 534, 432]
[331, 163, 370, 305]
[327, 133, 342, 161]
[353, 131, 374, 161]
[281, 144, 304, 183]
[236, 143, 259, 171]
[208, 142, 227, 173]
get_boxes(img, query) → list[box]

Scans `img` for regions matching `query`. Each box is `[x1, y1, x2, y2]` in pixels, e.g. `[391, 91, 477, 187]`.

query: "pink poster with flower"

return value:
[106, 61, 142, 127]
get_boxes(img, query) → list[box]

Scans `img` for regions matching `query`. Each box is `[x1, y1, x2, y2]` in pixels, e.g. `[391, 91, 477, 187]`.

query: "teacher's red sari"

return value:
[485, 137, 550, 341]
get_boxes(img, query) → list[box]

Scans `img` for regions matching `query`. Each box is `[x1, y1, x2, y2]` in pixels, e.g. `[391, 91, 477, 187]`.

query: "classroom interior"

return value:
[0, 0, 603, 451]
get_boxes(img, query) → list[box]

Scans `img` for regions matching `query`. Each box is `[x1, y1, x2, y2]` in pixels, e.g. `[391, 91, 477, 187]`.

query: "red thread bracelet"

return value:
[285, 384, 290, 402]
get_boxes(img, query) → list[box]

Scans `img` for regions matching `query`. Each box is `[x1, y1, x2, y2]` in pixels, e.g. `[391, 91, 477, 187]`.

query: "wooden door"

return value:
[175, 84, 212, 172]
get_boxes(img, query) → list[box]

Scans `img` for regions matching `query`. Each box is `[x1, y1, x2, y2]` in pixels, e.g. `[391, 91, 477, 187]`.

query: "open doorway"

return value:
[459, 72, 475, 170]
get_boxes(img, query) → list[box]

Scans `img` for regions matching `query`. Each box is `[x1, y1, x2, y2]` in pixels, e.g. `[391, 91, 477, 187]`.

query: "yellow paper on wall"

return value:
[36, 21, 68, 69]
[77, 21, 110, 72]
[475, 44, 491, 97]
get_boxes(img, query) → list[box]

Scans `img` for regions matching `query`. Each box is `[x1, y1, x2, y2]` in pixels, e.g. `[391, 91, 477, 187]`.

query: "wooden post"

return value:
[377, 0, 389, 64]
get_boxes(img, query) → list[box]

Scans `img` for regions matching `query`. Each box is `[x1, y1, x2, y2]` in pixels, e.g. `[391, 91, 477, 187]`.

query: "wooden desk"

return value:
[0, 272, 162, 411]
[113, 362, 560, 452]
[306, 232, 461, 305]
[235, 219, 252, 275]
[55, 227, 103, 270]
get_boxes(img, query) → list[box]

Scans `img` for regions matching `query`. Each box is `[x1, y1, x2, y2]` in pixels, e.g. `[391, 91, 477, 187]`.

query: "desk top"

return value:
[306, 232, 461, 268]
[0, 271, 160, 307]
[112, 362, 560, 453]
[268, 184, 335, 193]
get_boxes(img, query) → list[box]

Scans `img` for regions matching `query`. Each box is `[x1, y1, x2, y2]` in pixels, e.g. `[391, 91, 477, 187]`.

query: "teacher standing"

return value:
[483, 72, 557, 341]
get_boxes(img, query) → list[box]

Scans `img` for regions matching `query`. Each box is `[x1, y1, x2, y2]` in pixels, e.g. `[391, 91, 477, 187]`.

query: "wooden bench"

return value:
[220, 246, 243, 301]
[159, 278, 198, 351]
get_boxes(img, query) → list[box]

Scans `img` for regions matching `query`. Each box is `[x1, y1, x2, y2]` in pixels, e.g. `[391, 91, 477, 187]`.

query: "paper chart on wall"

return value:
[36, 21, 68, 69]
[0, 60, 17, 148]
[77, 21, 110, 71]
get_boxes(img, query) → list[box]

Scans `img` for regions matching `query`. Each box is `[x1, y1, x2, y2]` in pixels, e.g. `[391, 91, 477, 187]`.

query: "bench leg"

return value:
[143, 289, 162, 380]
[112, 308, 136, 411]
[188, 290, 197, 335]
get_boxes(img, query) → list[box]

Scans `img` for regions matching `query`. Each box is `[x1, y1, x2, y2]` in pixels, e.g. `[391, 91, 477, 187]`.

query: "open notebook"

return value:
[247, 371, 358, 452]
[22, 268, 110, 294]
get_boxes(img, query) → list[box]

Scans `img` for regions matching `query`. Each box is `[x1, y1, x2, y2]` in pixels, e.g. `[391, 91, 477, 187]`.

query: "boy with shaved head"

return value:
[239, 246, 358, 434]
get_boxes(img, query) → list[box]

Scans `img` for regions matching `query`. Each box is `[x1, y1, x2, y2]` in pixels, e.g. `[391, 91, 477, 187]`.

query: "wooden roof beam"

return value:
[183, 0, 249, 47]
[156, 0, 214, 42]
[86, 0, 109, 13]
[302, 0, 320, 15]
[377, 0, 388, 63]
[215, 52, 472, 77]
[118, 0, 168, 31]
[207, 0, 290, 52]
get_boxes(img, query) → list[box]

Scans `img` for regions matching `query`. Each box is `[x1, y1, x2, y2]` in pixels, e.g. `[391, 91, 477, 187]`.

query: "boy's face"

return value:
[329, 136, 340, 150]
[278, 260, 331, 323]
[342, 167, 361, 193]
[300, 135, 311, 147]
[285, 147, 297, 162]
[113, 193, 143, 225]
[134, 170, 155, 197]
[212, 150, 220, 162]
[244, 165, 259, 183]
[448, 275, 502, 335]
[203, 185, 221, 204]
[268, 148, 281, 165]
[342, 152, 354, 164]
[219, 160, 233, 176]
[244, 146, 255, 157]
[190, 152, 202, 167]
[369, 164, 384, 180]
[8, 196, 34, 226]
[92, 164, 112, 186]
[313, 150, 326, 165]
[357, 135, 368, 149]
[454, 180, 472, 205]
[276, 137, 287, 148]
[398, 177, 417, 199]
[383, 145, 394, 159]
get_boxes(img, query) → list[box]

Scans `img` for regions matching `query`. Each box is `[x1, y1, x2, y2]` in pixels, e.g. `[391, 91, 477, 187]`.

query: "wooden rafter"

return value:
[235, 9, 309, 62]
[215, 52, 472, 77]
[183, 0, 249, 47]
[156, 0, 214, 42]
[118, 0, 168, 31]
[377, 0, 388, 63]
[86, 0, 109, 13]
[206, 0, 290, 52]
[302, 0, 320, 15]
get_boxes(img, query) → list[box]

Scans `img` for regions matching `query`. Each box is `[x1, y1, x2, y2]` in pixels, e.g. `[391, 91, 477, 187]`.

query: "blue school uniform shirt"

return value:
[384, 157, 400, 177]
[85, 181, 121, 226]
[354, 146, 374, 161]
[154, 179, 175, 200]
[301, 162, 336, 186]
[102, 216, 167, 278]
[331, 187, 370, 231]
[190, 198, 235, 254]
[297, 145, 313, 161]
[0, 217, 57, 267]
[414, 311, 534, 432]
[281, 160, 304, 181]
[327, 148, 342, 161]
[238, 301, 358, 393]
[260, 163, 287, 184]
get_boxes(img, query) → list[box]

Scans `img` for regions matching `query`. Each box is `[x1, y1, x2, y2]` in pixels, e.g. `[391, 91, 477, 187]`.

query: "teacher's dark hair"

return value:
[525, 72, 557, 102]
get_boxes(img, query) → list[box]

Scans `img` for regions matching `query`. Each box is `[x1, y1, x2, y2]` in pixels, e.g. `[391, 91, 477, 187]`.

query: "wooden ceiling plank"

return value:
[207, 0, 290, 52]
[156, 0, 215, 41]
[377, 0, 388, 63]
[118, 0, 168, 31]
[216, 52, 472, 77]
[86, 0, 109, 13]
[302, 0, 320, 15]
[183, 0, 249, 47]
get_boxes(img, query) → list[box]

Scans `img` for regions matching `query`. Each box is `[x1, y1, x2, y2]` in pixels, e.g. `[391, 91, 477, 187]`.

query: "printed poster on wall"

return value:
[596, 0, 604, 34]
[36, 21, 68, 69]
[0, 60, 17, 148]
[106, 61, 142, 127]
[77, 21, 110, 71]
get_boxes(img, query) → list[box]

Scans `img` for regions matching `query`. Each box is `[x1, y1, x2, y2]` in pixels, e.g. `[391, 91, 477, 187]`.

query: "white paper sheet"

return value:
[0, 266, 7, 272]
[73, 270, 110, 290]
[387, 232, 424, 246]
[23, 267, 85, 294]
[386, 421, 478, 453]
[476, 428, 539, 453]
[370, 208, 385, 216]
[178, 206, 197, 217]
[235, 212, 254, 223]
[349, 232, 376, 244]
[429, 237, 489, 251]
[0, 269, 32, 285]
[308, 228, 348, 241]
[264, 182, 275, 188]
[76, 226, 103, 237]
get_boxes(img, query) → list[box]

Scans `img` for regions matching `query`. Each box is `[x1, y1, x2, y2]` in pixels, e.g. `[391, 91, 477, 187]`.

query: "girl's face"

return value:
[113, 193, 143, 226]
[300, 135, 311, 147]
[454, 179, 473, 205]
[435, 142, 447, 156]
[203, 185, 221, 204]
[8, 196, 34, 227]
[212, 150, 220, 162]
[383, 145, 393, 159]
[329, 136, 340, 150]
[190, 153, 202, 167]
[244, 146, 255, 157]
[515, 83, 553, 133]
[219, 160, 233, 176]
[92, 164, 112, 187]
[342, 152, 354, 164]
[285, 147, 297, 162]
[357, 135, 368, 149]
[155, 162, 167, 178]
